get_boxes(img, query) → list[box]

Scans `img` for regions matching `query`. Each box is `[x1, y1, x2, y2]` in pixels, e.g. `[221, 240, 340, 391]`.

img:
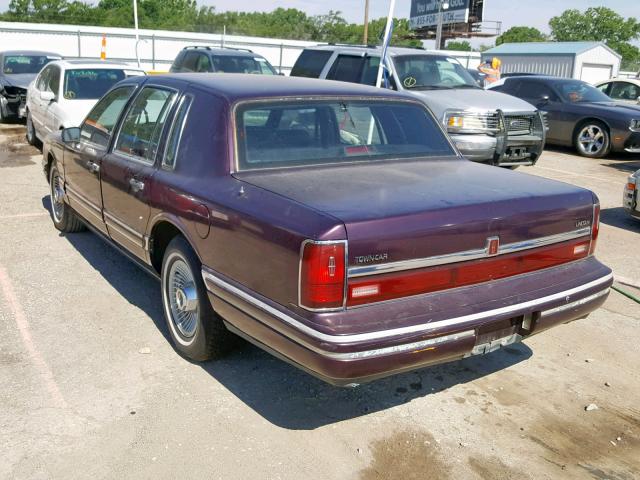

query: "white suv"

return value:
[25, 60, 145, 146]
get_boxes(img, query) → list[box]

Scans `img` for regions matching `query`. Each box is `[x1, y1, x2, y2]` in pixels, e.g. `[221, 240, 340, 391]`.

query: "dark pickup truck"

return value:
[43, 74, 612, 386]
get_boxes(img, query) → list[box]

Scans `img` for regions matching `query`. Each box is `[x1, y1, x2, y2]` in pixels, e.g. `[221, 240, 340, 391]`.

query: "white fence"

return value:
[0, 21, 483, 74]
[0, 21, 320, 73]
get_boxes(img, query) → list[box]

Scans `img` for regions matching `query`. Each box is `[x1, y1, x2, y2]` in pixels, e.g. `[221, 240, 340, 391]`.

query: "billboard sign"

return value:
[410, 0, 471, 30]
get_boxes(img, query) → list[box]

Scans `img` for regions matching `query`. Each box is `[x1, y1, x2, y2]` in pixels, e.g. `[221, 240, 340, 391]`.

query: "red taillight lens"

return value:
[589, 204, 600, 255]
[300, 242, 345, 310]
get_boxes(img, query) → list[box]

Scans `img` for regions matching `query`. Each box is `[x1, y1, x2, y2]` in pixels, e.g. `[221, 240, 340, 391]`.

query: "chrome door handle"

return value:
[129, 178, 145, 192]
[87, 161, 100, 174]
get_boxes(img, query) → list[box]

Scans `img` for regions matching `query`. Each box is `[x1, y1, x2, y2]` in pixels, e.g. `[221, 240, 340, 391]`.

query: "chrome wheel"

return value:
[577, 124, 606, 156]
[167, 257, 199, 339]
[51, 171, 65, 223]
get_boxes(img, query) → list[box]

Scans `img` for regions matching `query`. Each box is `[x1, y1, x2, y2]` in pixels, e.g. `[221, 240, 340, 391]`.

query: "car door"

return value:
[101, 86, 177, 260]
[29, 65, 51, 133]
[64, 85, 137, 234]
[514, 80, 565, 144]
[44, 64, 61, 133]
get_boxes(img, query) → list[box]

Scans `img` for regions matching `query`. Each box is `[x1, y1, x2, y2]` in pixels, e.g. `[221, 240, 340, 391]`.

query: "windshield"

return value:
[64, 69, 126, 100]
[3, 55, 57, 75]
[556, 80, 612, 103]
[393, 55, 479, 90]
[212, 56, 277, 75]
[236, 100, 455, 170]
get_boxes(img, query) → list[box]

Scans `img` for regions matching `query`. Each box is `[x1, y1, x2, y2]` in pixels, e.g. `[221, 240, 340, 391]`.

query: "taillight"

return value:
[299, 241, 346, 310]
[589, 203, 600, 255]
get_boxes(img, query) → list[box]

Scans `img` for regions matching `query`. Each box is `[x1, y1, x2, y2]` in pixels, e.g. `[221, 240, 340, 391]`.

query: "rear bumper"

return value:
[203, 257, 612, 386]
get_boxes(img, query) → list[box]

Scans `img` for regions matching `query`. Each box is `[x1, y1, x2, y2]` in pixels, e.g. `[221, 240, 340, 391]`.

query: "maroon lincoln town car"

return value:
[42, 74, 612, 386]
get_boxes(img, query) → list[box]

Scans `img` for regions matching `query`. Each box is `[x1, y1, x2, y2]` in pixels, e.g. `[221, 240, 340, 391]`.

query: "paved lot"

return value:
[0, 123, 639, 480]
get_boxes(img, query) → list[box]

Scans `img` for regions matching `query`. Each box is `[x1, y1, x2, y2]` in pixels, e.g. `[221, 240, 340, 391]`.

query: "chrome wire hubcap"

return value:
[51, 173, 65, 222]
[578, 125, 605, 154]
[168, 259, 199, 338]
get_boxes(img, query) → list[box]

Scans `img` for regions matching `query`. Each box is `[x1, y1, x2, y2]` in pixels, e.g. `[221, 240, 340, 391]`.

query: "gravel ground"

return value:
[0, 123, 638, 480]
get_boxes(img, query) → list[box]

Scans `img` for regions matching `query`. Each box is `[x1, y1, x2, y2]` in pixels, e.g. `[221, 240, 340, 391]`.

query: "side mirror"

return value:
[61, 127, 80, 143]
[40, 90, 55, 102]
[539, 95, 550, 105]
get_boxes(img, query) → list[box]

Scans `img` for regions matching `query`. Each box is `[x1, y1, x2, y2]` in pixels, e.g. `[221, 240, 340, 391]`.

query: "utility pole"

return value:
[133, 0, 140, 67]
[434, 1, 449, 51]
[363, 0, 369, 45]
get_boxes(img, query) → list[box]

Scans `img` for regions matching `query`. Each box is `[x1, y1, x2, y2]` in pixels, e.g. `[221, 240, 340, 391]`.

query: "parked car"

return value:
[43, 74, 612, 385]
[489, 75, 640, 158]
[290, 45, 546, 168]
[25, 60, 145, 146]
[0, 50, 61, 121]
[623, 169, 640, 220]
[595, 78, 640, 105]
[169, 46, 278, 75]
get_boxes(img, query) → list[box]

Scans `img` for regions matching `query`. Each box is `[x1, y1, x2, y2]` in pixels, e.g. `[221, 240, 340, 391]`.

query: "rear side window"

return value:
[163, 94, 193, 169]
[290, 50, 333, 78]
[115, 87, 177, 163]
[514, 81, 558, 101]
[236, 100, 455, 170]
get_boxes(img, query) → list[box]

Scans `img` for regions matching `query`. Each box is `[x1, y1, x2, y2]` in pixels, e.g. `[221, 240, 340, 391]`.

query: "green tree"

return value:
[496, 26, 547, 45]
[445, 40, 471, 51]
[549, 7, 640, 70]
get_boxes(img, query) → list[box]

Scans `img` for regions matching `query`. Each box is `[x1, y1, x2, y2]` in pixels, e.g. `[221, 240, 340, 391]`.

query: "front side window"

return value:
[393, 55, 478, 90]
[195, 54, 212, 73]
[115, 87, 177, 163]
[64, 69, 126, 100]
[35, 66, 52, 91]
[81, 86, 135, 148]
[3, 55, 58, 74]
[236, 100, 455, 171]
[327, 55, 366, 83]
[556, 80, 611, 103]
[610, 82, 640, 101]
[211, 55, 275, 74]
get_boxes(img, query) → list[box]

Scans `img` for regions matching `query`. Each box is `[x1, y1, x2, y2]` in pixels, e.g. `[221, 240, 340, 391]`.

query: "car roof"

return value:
[0, 50, 62, 58]
[504, 75, 583, 84]
[179, 46, 263, 58]
[595, 77, 640, 85]
[46, 59, 145, 70]
[126, 73, 416, 103]
[304, 44, 445, 58]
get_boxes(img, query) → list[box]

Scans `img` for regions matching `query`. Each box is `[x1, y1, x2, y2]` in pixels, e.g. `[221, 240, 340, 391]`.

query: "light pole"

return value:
[434, 1, 449, 51]
[363, 0, 369, 45]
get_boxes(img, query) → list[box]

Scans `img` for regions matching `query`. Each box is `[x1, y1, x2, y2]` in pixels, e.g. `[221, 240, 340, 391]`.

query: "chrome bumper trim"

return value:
[540, 289, 609, 316]
[348, 227, 592, 278]
[202, 268, 612, 348]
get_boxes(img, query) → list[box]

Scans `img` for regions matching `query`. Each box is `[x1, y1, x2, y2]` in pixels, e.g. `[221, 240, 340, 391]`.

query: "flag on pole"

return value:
[375, 0, 396, 89]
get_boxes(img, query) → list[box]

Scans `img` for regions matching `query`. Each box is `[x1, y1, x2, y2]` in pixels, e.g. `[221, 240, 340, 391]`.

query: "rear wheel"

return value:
[49, 166, 85, 233]
[161, 236, 235, 361]
[575, 121, 610, 158]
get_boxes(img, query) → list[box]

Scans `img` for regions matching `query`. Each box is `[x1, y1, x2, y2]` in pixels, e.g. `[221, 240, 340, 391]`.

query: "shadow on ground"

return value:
[43, 195, 534, 431]
[600, 206, 640, 232]
[544, 145, 640, 174]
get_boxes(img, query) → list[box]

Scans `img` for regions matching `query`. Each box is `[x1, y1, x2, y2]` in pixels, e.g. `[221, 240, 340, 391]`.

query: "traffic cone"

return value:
[100, 35, 106, 60]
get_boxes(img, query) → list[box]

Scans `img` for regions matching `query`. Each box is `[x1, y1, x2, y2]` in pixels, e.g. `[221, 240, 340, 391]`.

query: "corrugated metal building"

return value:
[482, 42, 622, 84]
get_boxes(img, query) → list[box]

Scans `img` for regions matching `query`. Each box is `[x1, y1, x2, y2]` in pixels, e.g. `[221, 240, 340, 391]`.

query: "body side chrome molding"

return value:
[202, 267, 612, 346]
[104, 211, 145, 247]
[348, 227, 592, 278]
[66, 184, 102, 214]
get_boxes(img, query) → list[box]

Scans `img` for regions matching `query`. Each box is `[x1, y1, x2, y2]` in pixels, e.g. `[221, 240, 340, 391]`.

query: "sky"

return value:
[0, 0, 637, 48]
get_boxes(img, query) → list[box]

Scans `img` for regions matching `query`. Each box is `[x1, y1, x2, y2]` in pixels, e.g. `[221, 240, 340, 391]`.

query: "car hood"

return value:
[407, 88, 537, 118]
[586, 101, 640, 116]
[1, 73, 37, 89]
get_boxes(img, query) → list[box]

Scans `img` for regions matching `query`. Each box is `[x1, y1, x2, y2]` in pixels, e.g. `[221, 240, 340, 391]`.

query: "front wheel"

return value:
[26, 111, 40, 147]
[575, 121, 610, 158]
[161, 236, 235, 361]
[49, 166, 85, 233]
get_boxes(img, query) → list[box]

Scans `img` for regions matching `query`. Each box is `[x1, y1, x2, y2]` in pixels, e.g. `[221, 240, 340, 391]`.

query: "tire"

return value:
[26, 111, 41, 148]
[161, 236, 235, 361]
[49, 165, 85, 233]
[574, 121, 610, 158]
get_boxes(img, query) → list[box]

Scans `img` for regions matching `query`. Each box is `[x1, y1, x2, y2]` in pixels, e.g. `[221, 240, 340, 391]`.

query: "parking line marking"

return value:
[0, 212, 49, 220]
[0, 265, 67, 409]
[533, 166, 621, 185]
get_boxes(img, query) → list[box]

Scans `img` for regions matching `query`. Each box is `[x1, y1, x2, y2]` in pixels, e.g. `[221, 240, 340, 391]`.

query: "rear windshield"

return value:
[236, 100, 455, 170]
[3, 55, 57, 74]
[213, 56, 276, 75]
[64, 69, 127, 100]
